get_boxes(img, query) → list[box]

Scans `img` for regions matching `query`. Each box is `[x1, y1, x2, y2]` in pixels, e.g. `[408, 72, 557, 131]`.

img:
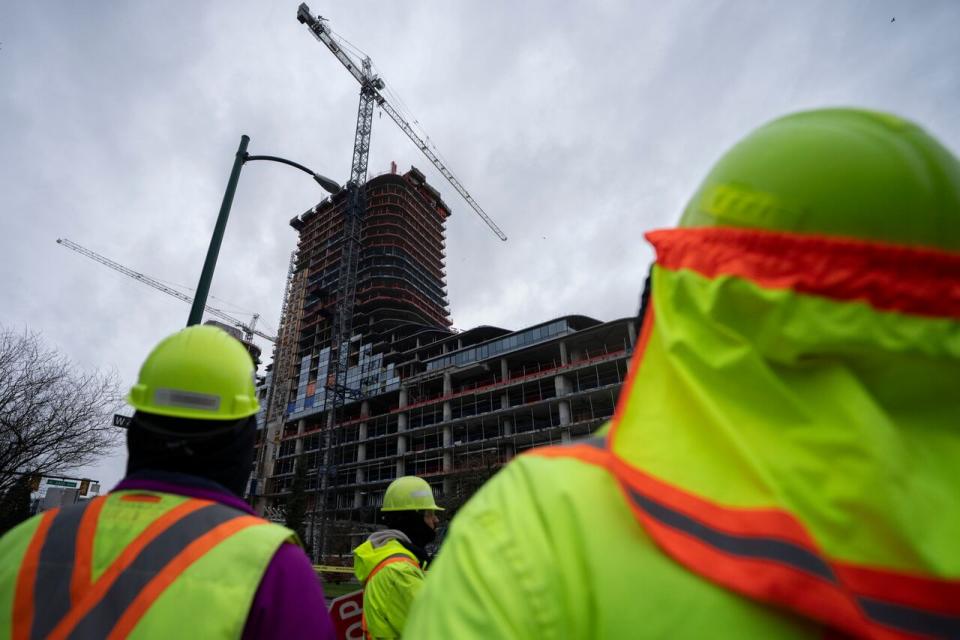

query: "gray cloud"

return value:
[2, 0, 957, 488]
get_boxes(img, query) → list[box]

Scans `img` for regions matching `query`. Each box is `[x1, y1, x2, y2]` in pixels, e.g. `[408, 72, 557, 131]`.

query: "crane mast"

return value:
[296, 4, 507, 561]
[56, 238, 275, 343]
[296, 4, 506, 241]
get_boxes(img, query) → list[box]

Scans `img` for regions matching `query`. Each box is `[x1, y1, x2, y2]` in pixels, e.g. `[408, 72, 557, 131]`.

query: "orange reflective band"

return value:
[364, 554, 419, 588]
[48, 499, 211, 640]
[12, 509, 58, 640]
[530, 444, 960, 638]
[608, 304, 653, 452]
[106, 515, 265, 640]
[646, 227, 960, 319]
[71, 496, 107, 604]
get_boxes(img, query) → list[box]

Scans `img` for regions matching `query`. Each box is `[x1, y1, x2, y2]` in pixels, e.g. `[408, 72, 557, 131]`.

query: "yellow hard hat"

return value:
[381, 476, 444, 512]
[127, 325, 259, 421]
[680, 108, 960, 251]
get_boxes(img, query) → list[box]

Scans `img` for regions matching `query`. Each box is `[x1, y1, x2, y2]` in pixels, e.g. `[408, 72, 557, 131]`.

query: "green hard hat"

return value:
[680, 108, 960, 251]
[381, 476, 444, 512]
[127, 325, 259, 421]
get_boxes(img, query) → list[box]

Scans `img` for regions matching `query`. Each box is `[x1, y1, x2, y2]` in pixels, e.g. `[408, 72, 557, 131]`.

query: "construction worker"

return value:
[405, 109, 960, 638]
[354, 476, 442, 639]
[0, 325, 335, 639]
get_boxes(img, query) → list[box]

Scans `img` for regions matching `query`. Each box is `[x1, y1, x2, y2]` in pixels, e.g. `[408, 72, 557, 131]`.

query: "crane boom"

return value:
[377, 99, 507, 241]
[297, 4, 507, 241]
[56, 238, 276, 343]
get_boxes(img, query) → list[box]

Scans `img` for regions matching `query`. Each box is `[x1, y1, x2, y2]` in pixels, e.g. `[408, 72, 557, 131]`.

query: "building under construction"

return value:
[252, 166, 637, 558]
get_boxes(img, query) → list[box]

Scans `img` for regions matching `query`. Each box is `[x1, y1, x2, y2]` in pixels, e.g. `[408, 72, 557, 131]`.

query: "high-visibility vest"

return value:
[362, 554, 420, 640]
[0, 490, 294, 640]
[405, 226, 960, 639]
[354, 538, 424, 639]
[530, 227, 960, 638]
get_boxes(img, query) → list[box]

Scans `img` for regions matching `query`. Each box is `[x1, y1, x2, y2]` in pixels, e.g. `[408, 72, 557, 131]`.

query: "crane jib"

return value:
[296, 3, 507, 242]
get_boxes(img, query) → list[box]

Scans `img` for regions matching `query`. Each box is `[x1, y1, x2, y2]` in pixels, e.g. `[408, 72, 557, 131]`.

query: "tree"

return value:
[0, 329, 123, 497]
[285, 454, 308, 545]
[0, 475, 33, 536]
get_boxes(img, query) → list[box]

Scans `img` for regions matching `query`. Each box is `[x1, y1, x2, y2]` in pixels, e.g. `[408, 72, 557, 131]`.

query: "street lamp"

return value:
[186, 134, 341, 327]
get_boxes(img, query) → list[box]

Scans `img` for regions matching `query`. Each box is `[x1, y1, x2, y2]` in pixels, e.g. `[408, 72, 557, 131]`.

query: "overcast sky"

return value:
[2, 1, 958, 489]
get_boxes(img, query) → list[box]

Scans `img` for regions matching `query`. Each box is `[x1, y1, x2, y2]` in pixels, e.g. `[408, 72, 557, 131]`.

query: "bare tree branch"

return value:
[0, 329, 123, 495]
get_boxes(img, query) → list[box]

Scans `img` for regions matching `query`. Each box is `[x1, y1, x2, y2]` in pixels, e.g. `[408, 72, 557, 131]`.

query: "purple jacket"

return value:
[113, 473, 336, 640]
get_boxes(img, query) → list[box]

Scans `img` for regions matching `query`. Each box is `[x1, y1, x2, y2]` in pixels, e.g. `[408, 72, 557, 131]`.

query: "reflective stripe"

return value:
[48, 498, 210, 639]
[105, 515, 265, 640]
[71, 496, 107, 604]
[54, 502, 246, 639]
[13, 510, 57, 640]
[646, 227, 960, 319]
[531, 443, 960, 638]
[861, 598, 960, 639]
[625, 486, 836, 583]
[363, 553, 419, 587]
[31, 501, 90, 640]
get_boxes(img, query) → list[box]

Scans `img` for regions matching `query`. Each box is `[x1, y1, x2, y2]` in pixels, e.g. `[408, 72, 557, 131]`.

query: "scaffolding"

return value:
[259, 317, 636, 560]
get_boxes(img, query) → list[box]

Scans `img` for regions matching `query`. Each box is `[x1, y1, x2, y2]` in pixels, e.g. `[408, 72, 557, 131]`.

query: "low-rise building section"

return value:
[251, 166, 636, 557]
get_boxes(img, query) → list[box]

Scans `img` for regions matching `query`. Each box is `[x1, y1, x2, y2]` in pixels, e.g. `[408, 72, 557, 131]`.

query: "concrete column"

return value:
[356, 399, 369, 466]
[441, 372, 454, 496]
[397, 388, 408, 477]
[499, 358, 511, 409]
[555, 374, 570, 397]
[561, 429, 571, 444]
[356, 419, 367, 487]
[558, 399, 571, 426]
[294, 418, 306, 455]
[443, 373, 452, 395]
[442, 425, 453, 472]
[443, 372, 453, 422]
[355, 464, 366, 506]
[559, 341, 569, 366]
[627, 320, 637, 348]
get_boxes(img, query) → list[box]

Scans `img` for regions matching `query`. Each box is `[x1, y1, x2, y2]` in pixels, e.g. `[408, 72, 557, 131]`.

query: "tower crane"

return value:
[297, 4, 507, 242]
[296, 4, 506, 560]
[56, 238, 276, 343]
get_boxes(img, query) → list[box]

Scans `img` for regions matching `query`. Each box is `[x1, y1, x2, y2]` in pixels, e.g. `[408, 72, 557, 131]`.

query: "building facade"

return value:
[252, 167, 637, 557]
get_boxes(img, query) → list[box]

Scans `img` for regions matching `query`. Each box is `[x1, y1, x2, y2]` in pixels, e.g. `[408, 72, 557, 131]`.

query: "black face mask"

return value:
[382, 509, 437, 548]
[126, 412, 256, 497]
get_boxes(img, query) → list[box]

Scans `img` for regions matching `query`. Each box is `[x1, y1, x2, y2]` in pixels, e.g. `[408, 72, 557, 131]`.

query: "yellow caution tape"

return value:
[314, 565, 355, 574]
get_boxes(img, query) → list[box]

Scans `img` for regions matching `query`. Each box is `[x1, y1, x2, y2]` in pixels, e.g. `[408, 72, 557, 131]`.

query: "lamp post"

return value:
[186, 134, 341, 326]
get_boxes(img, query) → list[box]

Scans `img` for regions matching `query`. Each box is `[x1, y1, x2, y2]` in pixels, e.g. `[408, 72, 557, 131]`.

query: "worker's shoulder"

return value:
[467, 443, 621, 516]
[450, 444, 627, 558]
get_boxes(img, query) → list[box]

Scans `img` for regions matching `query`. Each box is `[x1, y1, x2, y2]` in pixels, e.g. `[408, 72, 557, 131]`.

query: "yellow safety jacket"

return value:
[0, 490, 293, 639]
[407, 227, 960, 638]
[354, 535, 425, 639]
